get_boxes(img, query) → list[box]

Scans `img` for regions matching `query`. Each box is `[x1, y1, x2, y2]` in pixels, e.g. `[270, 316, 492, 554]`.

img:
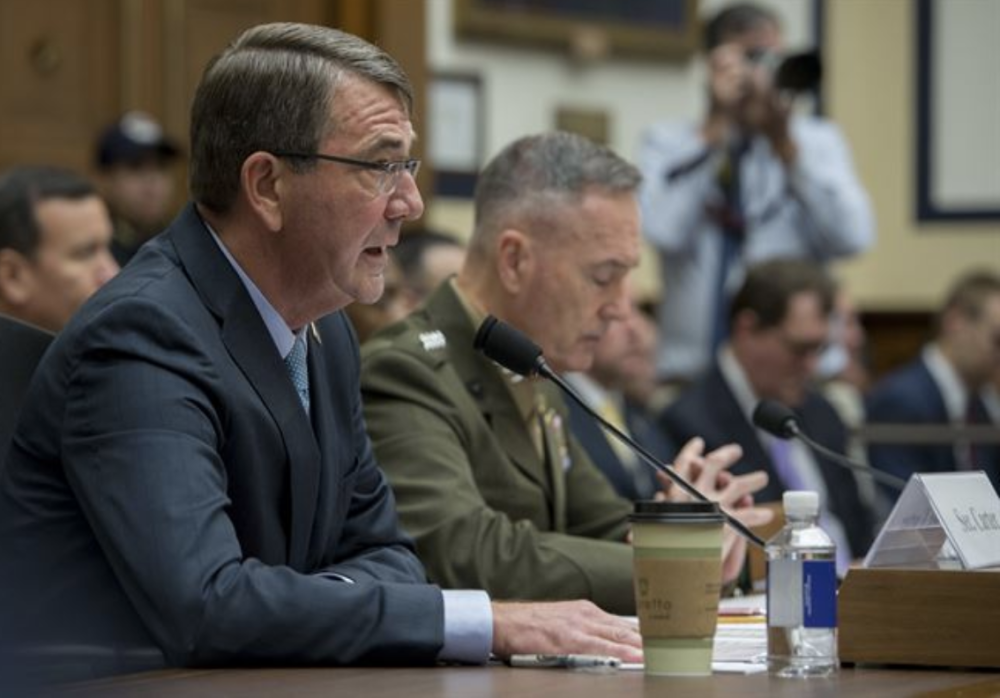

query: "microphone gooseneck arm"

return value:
[783, 421, 907, 491]
[476, 314, 765, 549]
[538, 362, 766, 549]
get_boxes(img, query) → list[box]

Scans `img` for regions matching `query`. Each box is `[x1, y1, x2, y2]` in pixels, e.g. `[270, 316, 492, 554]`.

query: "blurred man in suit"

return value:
[361, 131, 770, 615]
[0, 24, 642, 682]
[0, 166, 118, 332]
[867, 270, 1000, 495]
[660, 259, 875, 574]
[566, 300, 674, 500]
[0, 314, 52, 463]
[347, 227, 465, 342]
[393, 227, 466, 308]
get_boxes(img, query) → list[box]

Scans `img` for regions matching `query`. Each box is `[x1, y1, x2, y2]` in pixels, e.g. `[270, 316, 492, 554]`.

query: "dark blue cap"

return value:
[96, 111, 180, 168]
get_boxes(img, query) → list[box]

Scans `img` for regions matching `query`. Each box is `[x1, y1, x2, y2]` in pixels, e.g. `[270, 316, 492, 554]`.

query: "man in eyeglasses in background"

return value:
[637, 2, 874, 390]
[0, 22, 643, 686]
[659, 258, 877, 576]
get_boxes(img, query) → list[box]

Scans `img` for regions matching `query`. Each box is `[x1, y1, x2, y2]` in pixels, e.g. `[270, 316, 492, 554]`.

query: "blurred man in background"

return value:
[95, 111, 180, 265]
[566, 299, 674, 500]
[660, 259, 876, 575]
[0, 166, 117, 333]
[867, 270, 1000, 496]
[638, 2, 873, 387]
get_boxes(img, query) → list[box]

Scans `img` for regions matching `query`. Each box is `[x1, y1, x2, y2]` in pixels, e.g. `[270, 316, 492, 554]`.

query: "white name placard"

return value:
[864, 472, 1000, 570]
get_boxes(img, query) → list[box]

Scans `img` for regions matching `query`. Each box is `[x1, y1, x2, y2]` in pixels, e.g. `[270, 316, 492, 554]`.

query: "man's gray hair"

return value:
[190, 22, 413, 213]
[470, 131, 641, 255]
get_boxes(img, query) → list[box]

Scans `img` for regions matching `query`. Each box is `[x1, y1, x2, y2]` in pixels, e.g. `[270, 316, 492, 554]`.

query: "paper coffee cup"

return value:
[630, 500, 725, 676]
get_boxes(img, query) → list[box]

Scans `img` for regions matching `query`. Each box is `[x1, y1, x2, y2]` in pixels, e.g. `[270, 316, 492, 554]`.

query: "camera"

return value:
[746, 49, 822, 95]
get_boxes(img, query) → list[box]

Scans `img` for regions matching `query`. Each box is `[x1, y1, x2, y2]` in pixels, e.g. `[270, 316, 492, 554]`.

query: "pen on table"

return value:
[508, 654, 622, 670]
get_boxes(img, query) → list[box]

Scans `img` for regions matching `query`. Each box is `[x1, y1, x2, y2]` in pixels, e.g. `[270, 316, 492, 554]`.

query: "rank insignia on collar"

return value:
[418, 330, 447, 352]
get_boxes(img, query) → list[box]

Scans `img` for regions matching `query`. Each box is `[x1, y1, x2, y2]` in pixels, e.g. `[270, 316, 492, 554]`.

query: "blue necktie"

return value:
[712, 141, 748, 350]
[284, 334, 310, 415]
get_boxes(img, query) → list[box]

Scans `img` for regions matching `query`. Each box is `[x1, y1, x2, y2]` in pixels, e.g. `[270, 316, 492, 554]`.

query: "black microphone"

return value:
[752, 399, 906, 490]
[474, 315, 766, 549]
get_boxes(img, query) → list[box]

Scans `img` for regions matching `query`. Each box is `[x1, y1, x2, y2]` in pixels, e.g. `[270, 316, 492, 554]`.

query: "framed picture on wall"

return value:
[429, 72, 484, 198]
[916, 0, 1000, 221]
[454, 0, 700, 61]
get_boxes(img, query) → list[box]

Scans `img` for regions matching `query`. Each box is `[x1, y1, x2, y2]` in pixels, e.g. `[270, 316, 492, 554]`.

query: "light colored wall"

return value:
[424, 0, 999, 310]
[829, 0, 999, 310]
[424, 0, 812, 297]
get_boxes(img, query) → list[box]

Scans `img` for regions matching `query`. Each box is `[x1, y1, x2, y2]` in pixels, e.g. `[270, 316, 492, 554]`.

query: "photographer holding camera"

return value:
[639, 3, 874, 388]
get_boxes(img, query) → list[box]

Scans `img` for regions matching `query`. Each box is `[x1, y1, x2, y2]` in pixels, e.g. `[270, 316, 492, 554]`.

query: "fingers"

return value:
[657, 437, 704, 500]
[491, 600, 644, 663]
[731, 504, 774, 529]
[715, 471, 769, 509]
[704, 443, 742, 470]
[721, 528, 749, 583]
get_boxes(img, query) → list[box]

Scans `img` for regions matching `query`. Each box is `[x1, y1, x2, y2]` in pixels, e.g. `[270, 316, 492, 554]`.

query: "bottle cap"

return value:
[783, 490, 819, 518]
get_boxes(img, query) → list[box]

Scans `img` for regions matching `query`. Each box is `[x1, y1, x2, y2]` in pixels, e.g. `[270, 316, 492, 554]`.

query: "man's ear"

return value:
[0, 248, 36, 306]
[495, 229, 533, 294]
[731, 308, 759, 340]
[241, 152, 285, 232]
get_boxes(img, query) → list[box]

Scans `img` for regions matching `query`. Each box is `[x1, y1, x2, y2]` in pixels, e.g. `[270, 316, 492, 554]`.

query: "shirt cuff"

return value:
[438, 589, 492, 664]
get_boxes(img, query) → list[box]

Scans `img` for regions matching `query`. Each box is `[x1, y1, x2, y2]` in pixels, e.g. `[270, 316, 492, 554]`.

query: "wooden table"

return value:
[49, 664, 1000, 697]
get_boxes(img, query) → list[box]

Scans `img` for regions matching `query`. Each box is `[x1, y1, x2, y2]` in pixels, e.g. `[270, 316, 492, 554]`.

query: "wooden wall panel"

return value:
[0, 0, 428, 207]
[0, 0, 119, 171]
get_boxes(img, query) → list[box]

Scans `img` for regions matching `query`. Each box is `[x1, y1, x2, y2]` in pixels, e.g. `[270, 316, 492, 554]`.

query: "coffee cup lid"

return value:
[630, 500, 724, 523]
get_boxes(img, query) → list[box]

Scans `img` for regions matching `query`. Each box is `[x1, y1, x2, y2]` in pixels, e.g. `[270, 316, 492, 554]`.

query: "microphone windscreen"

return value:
[473, 315, 543, 377]
[752, 400, 799, 439]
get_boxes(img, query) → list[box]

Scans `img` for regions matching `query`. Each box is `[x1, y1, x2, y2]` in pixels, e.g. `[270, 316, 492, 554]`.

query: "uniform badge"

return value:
[418, 330, 447, 352]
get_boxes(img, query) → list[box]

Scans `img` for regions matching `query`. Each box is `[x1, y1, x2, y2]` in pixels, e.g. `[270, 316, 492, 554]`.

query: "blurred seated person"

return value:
[394, 227, 466, 309]
[0, 166, 117, 332]
[815, 283, 886, 520]
[566, 299, 675, 500]
[347, 228, 465, 342]
[0, 314, 53, 462]
[866, 270, 1000, 497]
[660, 258, 876, 575]
[345, 254, 408, 343]
[95, 111, 181, 265]
[985, 363, 1000, 424]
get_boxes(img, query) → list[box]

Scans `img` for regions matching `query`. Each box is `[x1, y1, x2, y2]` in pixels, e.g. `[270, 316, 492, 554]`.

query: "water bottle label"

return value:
[768, 559, 837, 629]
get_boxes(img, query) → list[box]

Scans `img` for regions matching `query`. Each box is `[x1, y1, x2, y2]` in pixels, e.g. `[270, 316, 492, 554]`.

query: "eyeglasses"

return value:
[272, 151, 421, 197]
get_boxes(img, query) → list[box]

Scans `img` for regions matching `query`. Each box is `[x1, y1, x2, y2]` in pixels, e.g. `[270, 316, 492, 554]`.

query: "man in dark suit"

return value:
[566, 301, 673, 501]
[0, 314, 52, 462]
[0, 23, 640, 681]
[866, 271, 1000, 496]
[661, 259, 876, 573]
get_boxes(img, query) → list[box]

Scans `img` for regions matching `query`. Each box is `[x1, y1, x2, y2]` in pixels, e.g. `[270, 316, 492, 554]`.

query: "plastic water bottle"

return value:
[766, 490, 838, 678]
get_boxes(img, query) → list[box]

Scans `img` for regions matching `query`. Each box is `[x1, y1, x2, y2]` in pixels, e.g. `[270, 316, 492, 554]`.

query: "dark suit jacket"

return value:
[0, 205, 443, 672]
[361, 283, 636, 614]
[660, 362, 875, 557]
[566, 395, 672, 501]
[0, 314, 52, 464]
[865, 357, 1000, 496]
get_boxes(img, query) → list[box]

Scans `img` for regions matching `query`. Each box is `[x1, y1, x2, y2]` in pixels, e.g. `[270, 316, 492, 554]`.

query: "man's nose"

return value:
[96, 252, 119, 286]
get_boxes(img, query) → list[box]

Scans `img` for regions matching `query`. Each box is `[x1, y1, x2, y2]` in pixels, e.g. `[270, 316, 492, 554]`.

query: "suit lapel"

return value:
[427, 284, 552, 498]
[169, 205, 320, 570]
[706, 366, 784, 501]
